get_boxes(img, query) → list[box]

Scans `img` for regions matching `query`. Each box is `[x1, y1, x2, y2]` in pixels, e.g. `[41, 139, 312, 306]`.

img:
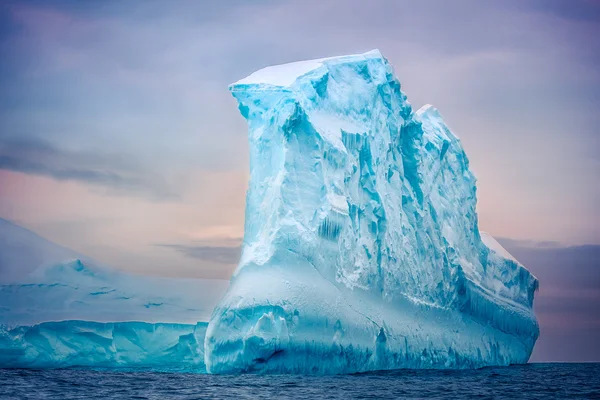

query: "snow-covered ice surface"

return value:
[205, 50, 539, 374]
[0, 218, 80, 283]
[0, 258, 227, 326]
[0, 218, 227, 370]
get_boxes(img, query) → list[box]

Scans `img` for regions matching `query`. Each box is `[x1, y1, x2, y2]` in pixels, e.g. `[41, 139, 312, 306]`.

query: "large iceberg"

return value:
[205, 50, 539, 374]
[0, 218, 227, 370]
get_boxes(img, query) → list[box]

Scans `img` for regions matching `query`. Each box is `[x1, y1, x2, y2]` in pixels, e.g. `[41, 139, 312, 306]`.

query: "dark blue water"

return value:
[1, 363, 598, 399]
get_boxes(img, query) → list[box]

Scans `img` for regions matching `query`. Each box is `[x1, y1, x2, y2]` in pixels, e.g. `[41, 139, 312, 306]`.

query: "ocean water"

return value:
[0, 363, 598, 399]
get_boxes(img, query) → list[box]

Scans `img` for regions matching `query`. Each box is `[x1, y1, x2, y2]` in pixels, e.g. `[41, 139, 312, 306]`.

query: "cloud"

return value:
[0, 137, 178, 200]
[498, 238, 600, 362]
[496, 237, 563, 250]
[518, 0, 600, 24]
[155, 240, 241, 265]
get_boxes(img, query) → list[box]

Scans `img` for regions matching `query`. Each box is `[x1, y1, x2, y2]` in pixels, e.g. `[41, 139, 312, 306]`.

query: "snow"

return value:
[416, 103, 441, 118]
[0, 220, 228, 326]
[0, 218, 80, 283]
[233, 49, 383, 87]
[0, 258, 228, 326]
[205, 50, 539, 374]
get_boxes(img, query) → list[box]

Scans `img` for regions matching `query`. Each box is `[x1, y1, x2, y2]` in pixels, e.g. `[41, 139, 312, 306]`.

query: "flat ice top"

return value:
[232, 49, 382, 87]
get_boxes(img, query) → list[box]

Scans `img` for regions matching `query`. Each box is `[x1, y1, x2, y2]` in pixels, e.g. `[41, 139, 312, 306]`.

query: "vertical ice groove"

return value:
[207, 50, 539, 374]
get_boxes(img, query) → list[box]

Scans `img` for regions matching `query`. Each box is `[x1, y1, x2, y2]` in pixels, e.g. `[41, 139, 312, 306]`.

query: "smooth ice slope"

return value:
[0, 219, 228, 326]
[0, 218, 80, 283]
[0, 259, 227, 326]
[205, 50, 539, 374]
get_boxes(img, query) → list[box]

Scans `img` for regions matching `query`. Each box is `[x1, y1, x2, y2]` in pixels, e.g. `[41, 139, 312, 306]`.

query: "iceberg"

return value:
[0, 218, 227, 370]
[0, 258, 226, 326]
[0, 218, 79, 284]
[205, 50, 539, 374]
[0, 321, 207, 371]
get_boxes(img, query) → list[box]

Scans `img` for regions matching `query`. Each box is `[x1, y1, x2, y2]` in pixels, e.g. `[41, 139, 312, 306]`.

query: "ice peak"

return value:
[232, 49, 383, 88]
[416, 104, 442, 119]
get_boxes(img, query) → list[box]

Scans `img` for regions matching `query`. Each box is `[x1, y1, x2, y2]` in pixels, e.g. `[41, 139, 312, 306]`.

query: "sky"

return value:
[0, 0, 598, 361]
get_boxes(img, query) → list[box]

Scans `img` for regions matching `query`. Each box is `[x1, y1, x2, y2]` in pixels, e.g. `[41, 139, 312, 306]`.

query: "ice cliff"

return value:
[205, 50, 539, 374]
[0, 321, 207, 371]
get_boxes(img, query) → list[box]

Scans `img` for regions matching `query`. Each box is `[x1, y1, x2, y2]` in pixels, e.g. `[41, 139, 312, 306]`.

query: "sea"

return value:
[0, 363, 598, 399]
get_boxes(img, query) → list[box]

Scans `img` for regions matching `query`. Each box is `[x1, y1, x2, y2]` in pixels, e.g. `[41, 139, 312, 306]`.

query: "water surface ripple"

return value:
[1, 363, 598, 399]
